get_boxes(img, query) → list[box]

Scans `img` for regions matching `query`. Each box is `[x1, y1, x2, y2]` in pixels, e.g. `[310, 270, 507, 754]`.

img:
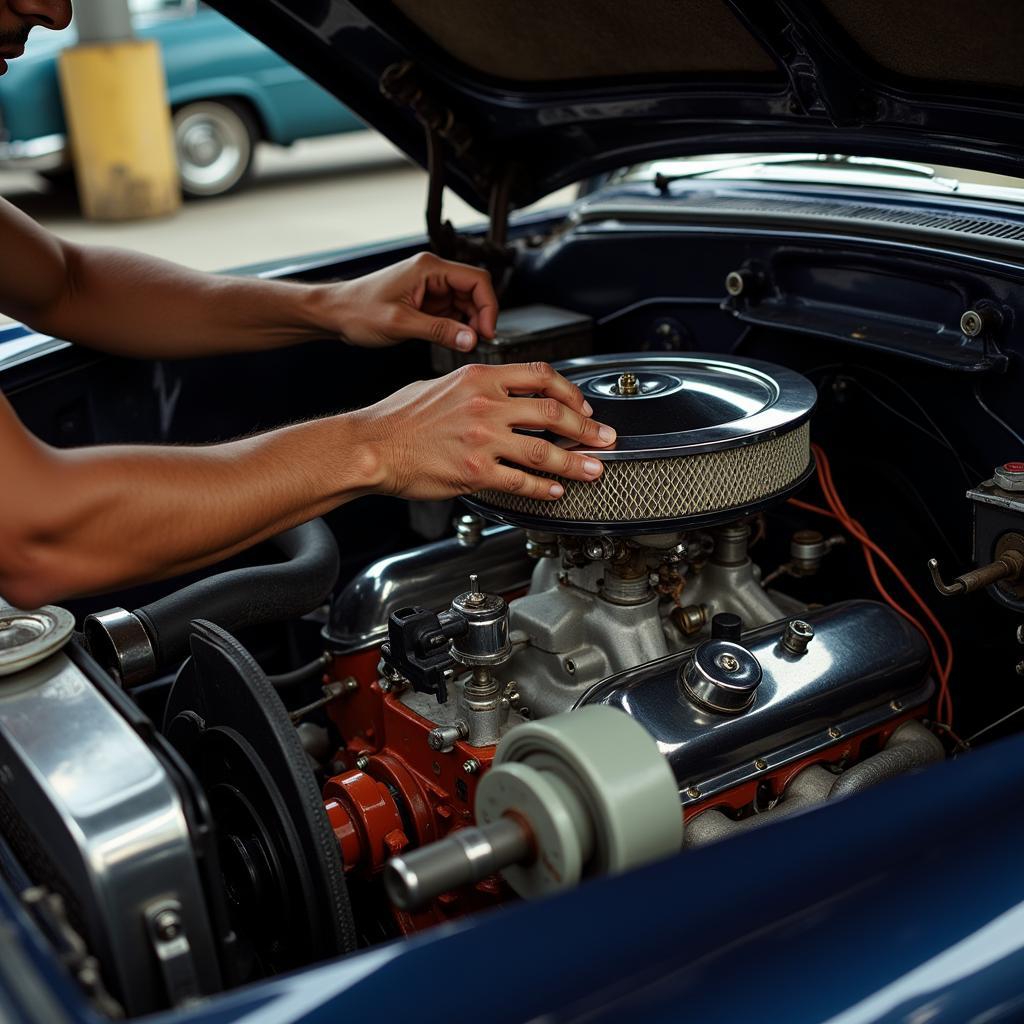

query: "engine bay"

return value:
[2, 204, 1024, 1016]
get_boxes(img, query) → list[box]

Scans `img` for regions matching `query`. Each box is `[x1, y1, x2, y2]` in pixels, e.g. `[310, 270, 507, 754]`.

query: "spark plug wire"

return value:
[788, 444, 954, 725]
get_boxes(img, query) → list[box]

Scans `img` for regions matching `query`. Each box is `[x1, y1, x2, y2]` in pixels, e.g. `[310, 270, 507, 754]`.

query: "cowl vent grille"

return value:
[596, 192, 1024, 250]
[687, 194, 1024, 241]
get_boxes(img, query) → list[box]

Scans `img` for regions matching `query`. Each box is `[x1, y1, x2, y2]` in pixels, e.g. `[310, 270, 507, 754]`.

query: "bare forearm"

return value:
[27, 243, 338, 358]
[2, 412, 381, 607]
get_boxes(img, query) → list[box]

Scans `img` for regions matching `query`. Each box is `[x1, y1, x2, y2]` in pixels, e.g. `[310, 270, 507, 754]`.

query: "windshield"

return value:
[613, 153, 1024, 205]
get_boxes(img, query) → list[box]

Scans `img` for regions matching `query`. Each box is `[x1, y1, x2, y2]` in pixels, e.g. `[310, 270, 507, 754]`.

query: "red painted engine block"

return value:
[319, 645, 927, 934]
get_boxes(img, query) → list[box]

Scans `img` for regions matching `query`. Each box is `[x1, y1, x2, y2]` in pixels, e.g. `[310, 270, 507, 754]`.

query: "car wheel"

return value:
[172, 99, 258, 198]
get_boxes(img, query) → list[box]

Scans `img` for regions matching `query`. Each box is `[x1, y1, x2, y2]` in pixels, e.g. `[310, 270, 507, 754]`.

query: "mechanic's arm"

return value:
[0, 362, 615, 609]
[0, 196, 497, 356]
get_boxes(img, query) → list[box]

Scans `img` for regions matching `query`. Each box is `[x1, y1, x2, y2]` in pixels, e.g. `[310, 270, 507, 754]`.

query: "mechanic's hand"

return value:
[327, 252, 497, 352]
[352, 362, 617, 501]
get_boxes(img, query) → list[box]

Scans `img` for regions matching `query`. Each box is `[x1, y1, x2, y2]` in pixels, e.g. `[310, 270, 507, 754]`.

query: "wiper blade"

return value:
[646, 153, 959, 193]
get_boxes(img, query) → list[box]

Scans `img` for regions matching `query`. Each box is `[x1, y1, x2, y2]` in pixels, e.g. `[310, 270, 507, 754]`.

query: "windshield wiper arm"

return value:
[651, 153, 958, 193]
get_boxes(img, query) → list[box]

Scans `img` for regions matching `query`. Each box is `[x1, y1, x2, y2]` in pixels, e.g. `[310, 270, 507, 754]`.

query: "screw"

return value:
[754, 758, 768, 771]
[686, 786, 702, 799]
[153, 910, 181, 942]
[890, 699, 904, 712]
[715, 653, 740, 672]
[355, 753, 370, 771]
[828, 726, 842, 740]
[462, 758, 481, 775]
[960, 309, 984, 337]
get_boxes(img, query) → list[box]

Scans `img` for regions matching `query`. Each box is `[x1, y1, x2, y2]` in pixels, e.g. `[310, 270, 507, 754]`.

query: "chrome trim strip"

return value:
[0, 133, 68, 170]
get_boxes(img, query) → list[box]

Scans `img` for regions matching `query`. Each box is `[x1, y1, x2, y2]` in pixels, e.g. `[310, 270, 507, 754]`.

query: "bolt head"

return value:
[355, 753, 370, 771]
[725, 270, 745, 296]
[616, 372, 640, 396]
[994, 462, 1024, 493]
[685, 786, 702, 800]
[827, 726, 842, 740]
[1016, 661, 1024, 677]
[1017, 624, 1024, 645]
[154, 910, 181, 942]
[462, 758, 480, 775]
[715, 653, 740, 672]
[782, 619, 815, 655]
[890, 699, 903, 712]
[960, 309, 984, 337]
[754, 758, 768, 771]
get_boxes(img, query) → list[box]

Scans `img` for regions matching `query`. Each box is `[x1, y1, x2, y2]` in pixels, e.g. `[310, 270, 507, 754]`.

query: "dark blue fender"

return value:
[2, 728, 1010, 1024]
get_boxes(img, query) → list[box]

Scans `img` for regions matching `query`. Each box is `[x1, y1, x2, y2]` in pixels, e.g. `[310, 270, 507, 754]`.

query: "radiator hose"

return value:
[84, 518, 340, 685]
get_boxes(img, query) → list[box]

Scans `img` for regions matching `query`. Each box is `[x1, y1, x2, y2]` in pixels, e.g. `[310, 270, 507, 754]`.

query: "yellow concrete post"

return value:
[58, 38, 180, 221]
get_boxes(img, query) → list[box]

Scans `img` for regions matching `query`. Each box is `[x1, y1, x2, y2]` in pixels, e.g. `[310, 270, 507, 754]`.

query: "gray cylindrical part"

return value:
[712, 523, 750, 566]
[450, 591, 510, 666]
[75, 0, 135, 44]
[384, 816, 531, 911]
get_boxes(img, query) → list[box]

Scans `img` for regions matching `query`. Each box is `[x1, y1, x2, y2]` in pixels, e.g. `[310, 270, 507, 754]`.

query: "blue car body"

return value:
[3, 0, 1024, 1021]
[0, 1, 362, 172]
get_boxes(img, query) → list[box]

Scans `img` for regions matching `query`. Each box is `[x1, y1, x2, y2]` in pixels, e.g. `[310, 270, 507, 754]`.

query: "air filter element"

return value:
[463, 353, 816, 535]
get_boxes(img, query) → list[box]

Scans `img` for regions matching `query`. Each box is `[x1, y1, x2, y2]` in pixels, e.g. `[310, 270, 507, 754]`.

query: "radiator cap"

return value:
[0, 603, 75, 676]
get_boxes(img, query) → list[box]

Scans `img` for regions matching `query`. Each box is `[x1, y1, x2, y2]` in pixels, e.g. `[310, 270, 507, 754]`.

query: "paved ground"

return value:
[0, 130, 573, 275]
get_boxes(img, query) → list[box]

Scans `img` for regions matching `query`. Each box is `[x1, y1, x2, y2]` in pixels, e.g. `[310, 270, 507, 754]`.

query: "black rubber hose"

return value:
[134, 519, 340, 671]
[268, 654, 330, 689]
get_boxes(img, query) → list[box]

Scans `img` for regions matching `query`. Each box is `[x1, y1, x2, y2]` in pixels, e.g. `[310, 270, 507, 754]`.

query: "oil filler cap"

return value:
[682, 638, 762, 714]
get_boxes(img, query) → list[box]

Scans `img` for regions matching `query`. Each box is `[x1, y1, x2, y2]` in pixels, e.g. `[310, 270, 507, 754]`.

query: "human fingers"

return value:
[508, 396, 617, 448]
[503, 433, 606, 482]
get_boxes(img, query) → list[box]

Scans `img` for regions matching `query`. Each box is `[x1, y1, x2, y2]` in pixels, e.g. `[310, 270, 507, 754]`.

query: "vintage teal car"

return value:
[0, 0, 364, 197]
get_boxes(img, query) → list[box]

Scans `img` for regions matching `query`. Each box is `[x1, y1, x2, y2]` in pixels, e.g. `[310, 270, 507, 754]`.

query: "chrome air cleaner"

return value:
[463, 353, 816, 535]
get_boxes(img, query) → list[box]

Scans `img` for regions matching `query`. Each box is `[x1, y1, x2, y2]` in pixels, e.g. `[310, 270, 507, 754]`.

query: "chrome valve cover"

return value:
[580, 600, 933, 806]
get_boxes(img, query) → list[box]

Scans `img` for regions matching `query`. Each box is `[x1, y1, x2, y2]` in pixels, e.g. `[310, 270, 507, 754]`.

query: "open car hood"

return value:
[208, 0, 1024, 214]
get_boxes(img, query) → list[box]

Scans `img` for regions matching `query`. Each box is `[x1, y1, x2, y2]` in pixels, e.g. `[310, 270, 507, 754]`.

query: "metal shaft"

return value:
[383, 816, 531, 911]
[928, 549, 1024, 596]
[75, 0, 135, 44]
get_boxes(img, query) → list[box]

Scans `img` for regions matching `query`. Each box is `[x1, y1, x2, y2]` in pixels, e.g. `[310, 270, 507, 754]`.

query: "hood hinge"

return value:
[380, 61, 516, 286]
